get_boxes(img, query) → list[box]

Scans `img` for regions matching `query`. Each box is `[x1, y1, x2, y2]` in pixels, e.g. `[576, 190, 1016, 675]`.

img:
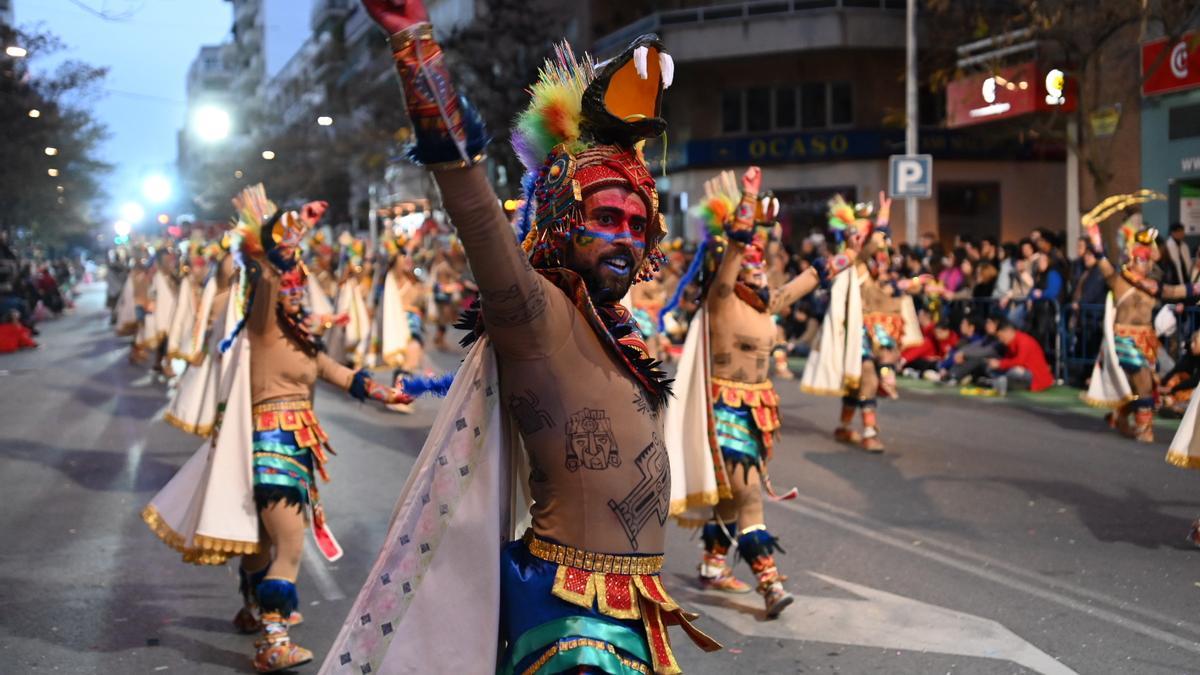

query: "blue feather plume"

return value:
[658, 239, 708, 332]
[400, 372, 456, 398]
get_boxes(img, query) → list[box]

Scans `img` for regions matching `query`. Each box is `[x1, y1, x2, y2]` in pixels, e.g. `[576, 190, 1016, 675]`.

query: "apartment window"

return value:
[746, 87, 772, 132]
[721, 91, 742, 134]
[830, 82, 853, 126]
[775, 87, 797, 129]
[800, 83, 827, 128]
[1169, 102, 1200, 140]
[721, 83, 853, 134]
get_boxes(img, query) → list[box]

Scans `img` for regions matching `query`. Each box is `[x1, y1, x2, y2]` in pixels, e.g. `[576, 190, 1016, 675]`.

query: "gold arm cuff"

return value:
[388, 22, 434, 52]
[523, 530, 663, 575]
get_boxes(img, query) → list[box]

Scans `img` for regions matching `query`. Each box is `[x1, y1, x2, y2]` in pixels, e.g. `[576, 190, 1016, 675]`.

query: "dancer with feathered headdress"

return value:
[662, 166, 846, 618]
[1082, 190, 1193, 443]
[142, 185, 415, 673]
[323, 2, 720, 673]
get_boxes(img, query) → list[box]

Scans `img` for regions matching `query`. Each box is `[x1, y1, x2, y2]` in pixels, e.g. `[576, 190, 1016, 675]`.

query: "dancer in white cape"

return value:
[800, 194, 919, 452]
[1080, 192, 1195, 443]
[142, 187, 413, 673]
[135, 246, 180, 372]
[323, 3, 719, 673]
[325, 243, 370, 366]
[162, 249, 235, 438]
[663, 168, 844, 619]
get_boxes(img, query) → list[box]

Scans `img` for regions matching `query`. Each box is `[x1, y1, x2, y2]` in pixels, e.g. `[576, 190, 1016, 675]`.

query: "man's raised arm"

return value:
[364, 0, 567, 357]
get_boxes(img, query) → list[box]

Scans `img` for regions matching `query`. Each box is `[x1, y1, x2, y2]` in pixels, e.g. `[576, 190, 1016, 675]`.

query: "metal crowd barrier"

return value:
[934, 296, 1067, 381]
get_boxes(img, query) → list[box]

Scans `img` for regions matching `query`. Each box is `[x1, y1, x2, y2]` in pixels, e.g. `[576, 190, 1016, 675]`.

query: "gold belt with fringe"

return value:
[523, 530, 663, 575]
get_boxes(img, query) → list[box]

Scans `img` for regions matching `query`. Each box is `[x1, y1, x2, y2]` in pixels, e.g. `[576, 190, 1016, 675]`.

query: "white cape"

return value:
[185, 276, 219, 365]
[900, 294, 923, 349]
[308, 274, 335, 318]
[328, 281, 369, 365]
[115, 274, 138, 335]
[1082, 292, 1132, 409]
[800, 266, 863, 396]
[359, 275, 412, 369]
[143, 300, 259, 564]
[320, 338, 523, 674]
[165, 276, 197, 361]
[163, 286, 229, 438]
[665, 307, 722, 526]
[1167, 385, 1200, 470]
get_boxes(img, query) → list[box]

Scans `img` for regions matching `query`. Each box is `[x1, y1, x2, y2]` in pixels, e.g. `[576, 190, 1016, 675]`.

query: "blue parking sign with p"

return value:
[889, 155, 932, 199]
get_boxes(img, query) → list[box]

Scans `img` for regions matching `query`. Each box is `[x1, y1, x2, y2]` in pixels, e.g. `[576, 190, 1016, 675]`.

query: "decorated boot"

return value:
[698, 521, 750, 593]
[737, 526, 792, 618]
[859, 403, 884, 452]
[834, 397, 861, 444]
[233, 566, 267, 634]
[235, 566, 304, 634]
[252, 578, 312, 673]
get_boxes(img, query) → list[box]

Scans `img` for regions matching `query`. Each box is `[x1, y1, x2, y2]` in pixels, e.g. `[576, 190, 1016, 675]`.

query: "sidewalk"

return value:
[788, 357, 1183, 433]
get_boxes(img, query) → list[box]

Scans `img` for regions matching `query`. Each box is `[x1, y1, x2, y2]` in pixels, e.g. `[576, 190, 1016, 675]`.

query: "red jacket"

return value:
[0, 323, 36, 353]
[902, 324, 959, 363]
[997, 330, 1053, 392]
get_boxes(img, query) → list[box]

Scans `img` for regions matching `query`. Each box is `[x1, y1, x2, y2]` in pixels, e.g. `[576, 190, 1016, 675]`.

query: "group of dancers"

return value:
[121, 1, 1200, 672]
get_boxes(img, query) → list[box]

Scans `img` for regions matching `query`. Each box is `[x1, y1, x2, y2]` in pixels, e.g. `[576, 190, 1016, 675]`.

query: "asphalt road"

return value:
[3, 285, 1200, 674]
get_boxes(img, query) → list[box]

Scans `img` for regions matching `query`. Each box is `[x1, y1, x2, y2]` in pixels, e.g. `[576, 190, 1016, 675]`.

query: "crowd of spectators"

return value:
[759, 221, 1200, 400]
[0, 231, 85, 353]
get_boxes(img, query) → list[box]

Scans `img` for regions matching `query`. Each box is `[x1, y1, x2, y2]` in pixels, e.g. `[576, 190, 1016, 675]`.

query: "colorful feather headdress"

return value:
[510, 35, 674, 283]
[826, 194, 875, 249]
[1082, 189, 1165, 262]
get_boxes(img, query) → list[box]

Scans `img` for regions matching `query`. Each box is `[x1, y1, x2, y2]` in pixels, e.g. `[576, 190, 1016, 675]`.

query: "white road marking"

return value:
[687, 571, 1077, 675]
[304, 541, 347, 600]
[770, 494, 1200, 655]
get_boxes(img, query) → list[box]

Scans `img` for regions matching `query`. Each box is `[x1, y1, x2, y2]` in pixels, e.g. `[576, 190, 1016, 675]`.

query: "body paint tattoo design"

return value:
[565, 408, 620, 472]
[608, 435, 670, 551]
[633, 389, 658, 419]
[481, 281, 547, 327]
[509, 389, 554, 436]
[712, 352, 732, 366]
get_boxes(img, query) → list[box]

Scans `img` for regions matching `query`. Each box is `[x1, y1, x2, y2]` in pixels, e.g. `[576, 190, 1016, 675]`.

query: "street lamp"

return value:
[316, 115, 333, 126]
[44, 147, 58, 156]
[141, 175, 172, 205]
[120, 202, 146, 223]
[113, 220, 132, 237]
[5, 46, 27, 58]
[193, 105, 231, 142]
[27, 109, 40, 118]
[47, 168, 58, 177]
[261, 150, 276, 160]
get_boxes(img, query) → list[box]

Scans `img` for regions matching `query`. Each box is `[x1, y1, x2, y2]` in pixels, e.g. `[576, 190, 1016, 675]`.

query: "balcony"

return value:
[311, 0, 352, 34]
[592, 0, 906, 62]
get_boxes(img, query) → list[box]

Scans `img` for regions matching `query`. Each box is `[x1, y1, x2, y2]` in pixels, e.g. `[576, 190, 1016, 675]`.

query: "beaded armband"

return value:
[389, 23, 489, 169]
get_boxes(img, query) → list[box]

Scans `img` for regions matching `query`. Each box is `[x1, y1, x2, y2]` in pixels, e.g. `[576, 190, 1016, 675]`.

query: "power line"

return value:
[64, 0, 146, 22]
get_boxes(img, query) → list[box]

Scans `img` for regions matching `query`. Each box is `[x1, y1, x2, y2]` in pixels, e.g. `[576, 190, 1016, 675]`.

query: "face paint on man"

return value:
[568, 186, 648, 301]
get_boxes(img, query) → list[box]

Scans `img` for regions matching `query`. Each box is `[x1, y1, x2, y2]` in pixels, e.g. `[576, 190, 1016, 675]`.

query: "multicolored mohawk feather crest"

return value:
[512, 42, 594, 174]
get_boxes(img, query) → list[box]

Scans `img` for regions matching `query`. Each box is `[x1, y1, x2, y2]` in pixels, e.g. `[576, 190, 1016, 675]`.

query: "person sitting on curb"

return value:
[987, 318, 1054, 394]
[0, 309, 37, 354]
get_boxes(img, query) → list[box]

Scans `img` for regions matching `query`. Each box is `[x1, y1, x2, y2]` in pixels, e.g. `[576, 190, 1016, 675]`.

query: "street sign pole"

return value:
[905, 0, 919, 244]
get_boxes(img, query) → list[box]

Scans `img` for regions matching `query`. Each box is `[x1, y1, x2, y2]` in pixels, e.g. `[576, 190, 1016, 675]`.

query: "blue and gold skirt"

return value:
[501, 531, 717, 675]
[251, 399, 333, 510]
